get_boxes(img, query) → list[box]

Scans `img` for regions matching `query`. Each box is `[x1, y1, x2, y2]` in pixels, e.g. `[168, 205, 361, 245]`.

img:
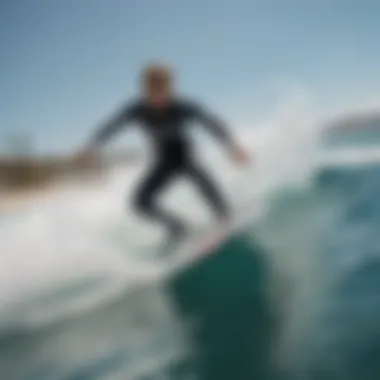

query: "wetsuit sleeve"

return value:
[188, 103, 235, 148]
[87, 104, 138, 149]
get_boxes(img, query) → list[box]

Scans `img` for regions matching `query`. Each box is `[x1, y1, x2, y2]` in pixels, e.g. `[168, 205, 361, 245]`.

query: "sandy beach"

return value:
[0, 170, 111, 214]
[0, 186, 52, 213]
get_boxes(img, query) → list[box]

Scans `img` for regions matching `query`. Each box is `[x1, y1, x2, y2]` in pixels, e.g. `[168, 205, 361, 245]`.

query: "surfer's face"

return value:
[142, 65, 173, 108]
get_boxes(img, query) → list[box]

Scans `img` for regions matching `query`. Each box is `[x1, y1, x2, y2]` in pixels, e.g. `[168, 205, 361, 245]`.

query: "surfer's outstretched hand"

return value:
[229, 144, 252, 166]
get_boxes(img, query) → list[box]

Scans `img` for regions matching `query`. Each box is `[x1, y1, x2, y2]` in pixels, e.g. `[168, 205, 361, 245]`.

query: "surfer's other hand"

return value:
[230, 144, 251, 166]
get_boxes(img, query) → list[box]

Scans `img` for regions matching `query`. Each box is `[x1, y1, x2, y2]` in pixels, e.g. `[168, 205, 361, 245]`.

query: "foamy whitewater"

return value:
[1, 95, 380, 380]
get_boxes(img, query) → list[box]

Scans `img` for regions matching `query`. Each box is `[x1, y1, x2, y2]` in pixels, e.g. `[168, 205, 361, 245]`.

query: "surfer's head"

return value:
[141, 61, 174, 108]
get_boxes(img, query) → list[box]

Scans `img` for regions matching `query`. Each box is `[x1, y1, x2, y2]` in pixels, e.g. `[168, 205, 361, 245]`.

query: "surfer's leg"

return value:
[133, 163, 186, 239]
[185, 163, 231, 221]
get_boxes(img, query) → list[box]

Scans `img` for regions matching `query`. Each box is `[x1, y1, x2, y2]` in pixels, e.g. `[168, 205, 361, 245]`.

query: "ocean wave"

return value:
[1, 101, 380, 379]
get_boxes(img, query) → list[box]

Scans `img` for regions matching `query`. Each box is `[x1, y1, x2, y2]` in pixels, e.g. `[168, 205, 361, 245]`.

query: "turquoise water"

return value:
[168, 233, 273, 380]
[1, 156, 380, 379]
[0, 219, 276, 380]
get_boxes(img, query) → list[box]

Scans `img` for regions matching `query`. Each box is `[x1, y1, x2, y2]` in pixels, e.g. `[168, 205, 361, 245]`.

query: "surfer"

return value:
[77, 62, 251, 244]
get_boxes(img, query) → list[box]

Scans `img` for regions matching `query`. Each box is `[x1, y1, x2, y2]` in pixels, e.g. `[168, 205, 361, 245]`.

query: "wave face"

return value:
[1, 106, 380, 379]
[259, 160, 380, 380]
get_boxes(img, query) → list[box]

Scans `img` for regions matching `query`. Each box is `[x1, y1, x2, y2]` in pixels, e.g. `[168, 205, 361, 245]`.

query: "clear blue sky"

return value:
[1, 0, 380, 154]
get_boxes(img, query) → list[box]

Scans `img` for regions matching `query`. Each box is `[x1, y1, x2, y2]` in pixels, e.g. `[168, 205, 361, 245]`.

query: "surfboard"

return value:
[109, 197, 259, 272]
[165, 200, 260, 269]
[176, 222, 231, 258]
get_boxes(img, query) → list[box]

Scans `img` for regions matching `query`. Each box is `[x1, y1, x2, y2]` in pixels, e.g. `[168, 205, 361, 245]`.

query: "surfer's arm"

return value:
[188, 102, 251, 165]
[86, 104, 138, 150]
[189, 103, 235, 149]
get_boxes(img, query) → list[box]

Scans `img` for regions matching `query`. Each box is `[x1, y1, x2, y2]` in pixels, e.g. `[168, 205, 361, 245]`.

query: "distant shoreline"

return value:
[0, 170, 104, 213]
[0, 184, 52, 213]
[0, 162, 138, 214]
[0, 154, 110, 213]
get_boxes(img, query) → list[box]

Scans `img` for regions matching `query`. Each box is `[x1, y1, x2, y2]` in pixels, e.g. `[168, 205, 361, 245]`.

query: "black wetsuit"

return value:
[90, 98, 233, 239]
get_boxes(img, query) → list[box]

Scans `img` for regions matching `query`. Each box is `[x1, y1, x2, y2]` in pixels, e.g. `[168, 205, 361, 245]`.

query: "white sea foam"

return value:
[0, 90, 379, 335]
